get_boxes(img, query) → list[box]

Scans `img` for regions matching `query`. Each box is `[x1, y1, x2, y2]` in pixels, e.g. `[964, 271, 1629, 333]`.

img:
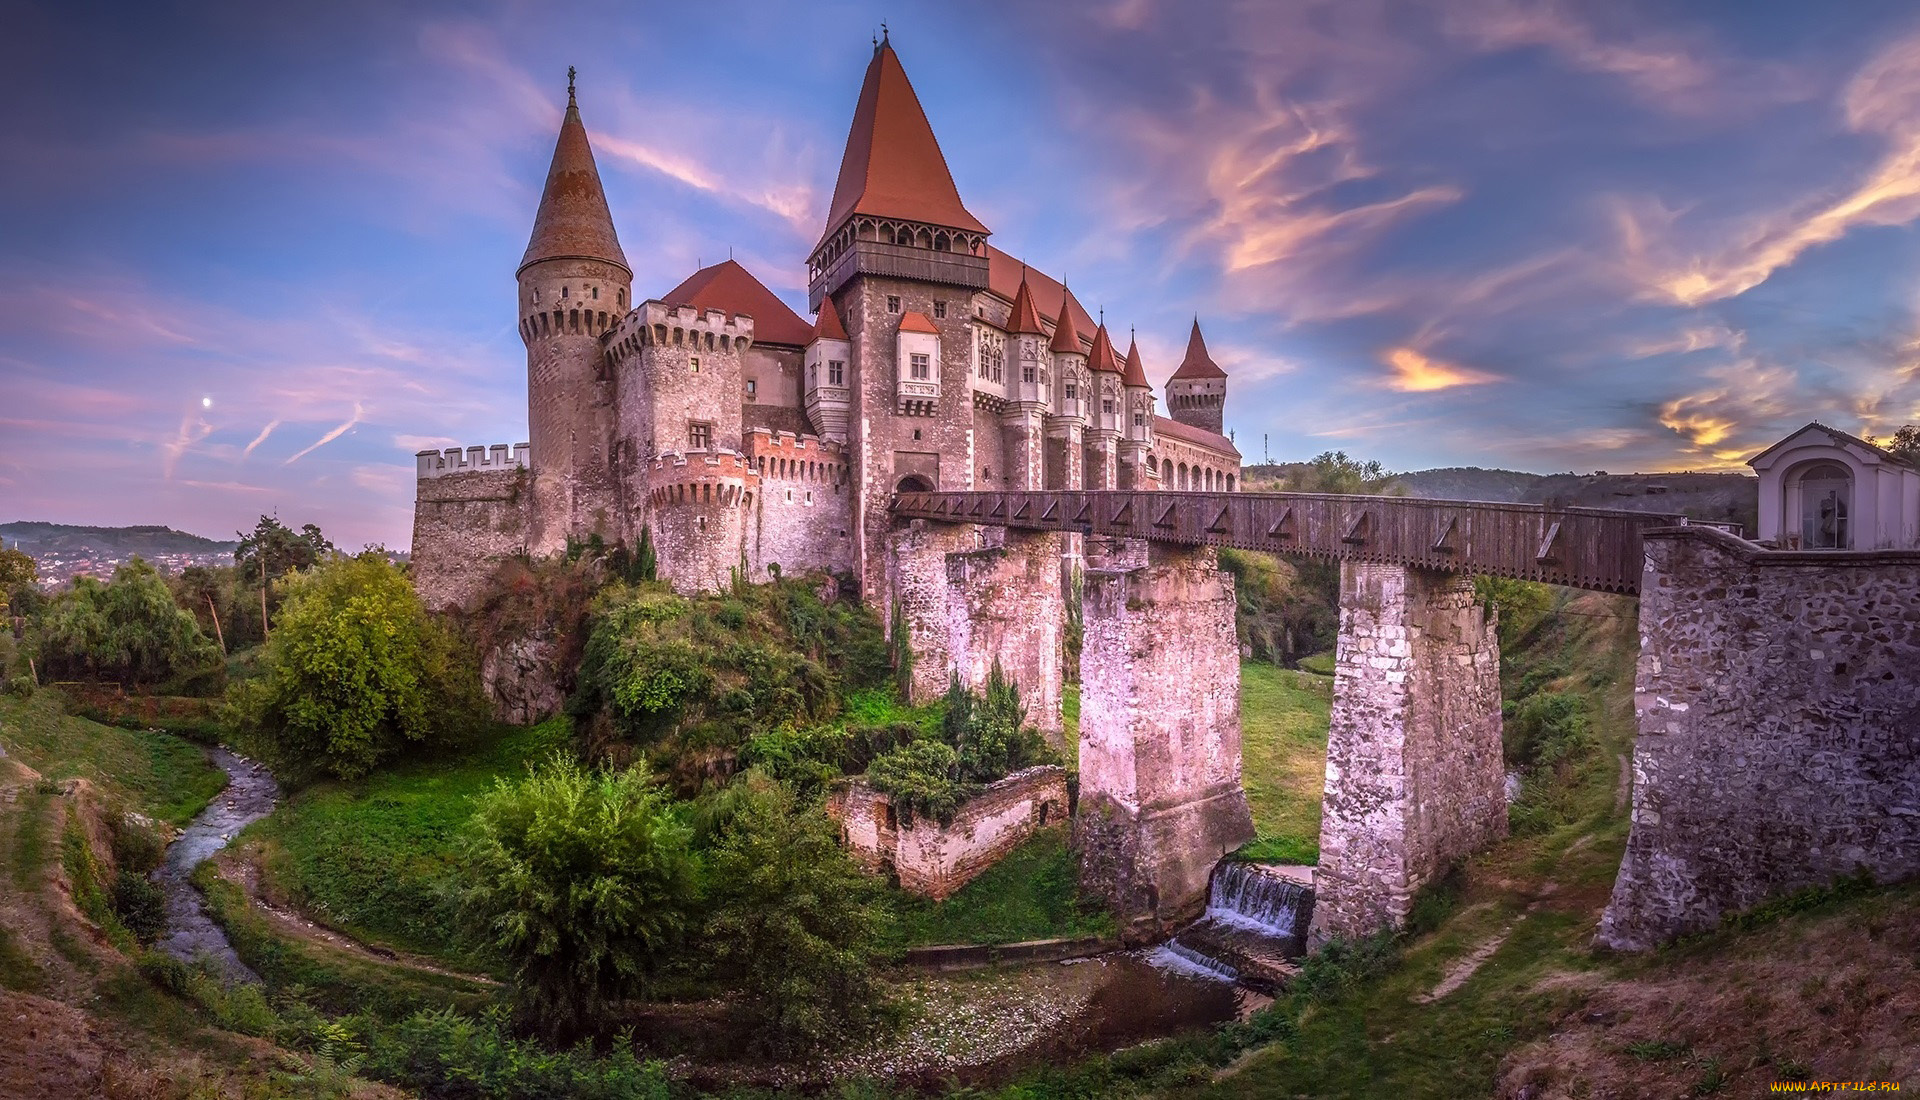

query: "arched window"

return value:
[896, 474, 935, 494]
[1792, 461, 1853, 549]
[1226, 474, 1235, 492]
[1177, 462, 1188, 490]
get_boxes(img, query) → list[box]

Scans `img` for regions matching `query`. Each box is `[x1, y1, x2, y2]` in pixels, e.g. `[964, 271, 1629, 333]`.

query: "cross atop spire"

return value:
[567, 66, 577, 106]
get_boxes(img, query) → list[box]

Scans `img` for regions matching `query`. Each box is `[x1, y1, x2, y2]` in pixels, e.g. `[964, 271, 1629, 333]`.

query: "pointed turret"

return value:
[1166, 319, 1227, 435]
[1050, 286, 1086, 353]
[1087, 322, 1121, 374]
[1122, 334, 1150, 389]
[813, 293, 849, 342]
[1170, 319, 1226, 380]
[1006, 275, 1046, 335]
[520, 75, 629, 276]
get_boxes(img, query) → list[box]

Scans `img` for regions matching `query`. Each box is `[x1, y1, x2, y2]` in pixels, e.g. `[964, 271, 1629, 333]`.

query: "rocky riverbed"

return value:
[153, 747, 280, 981]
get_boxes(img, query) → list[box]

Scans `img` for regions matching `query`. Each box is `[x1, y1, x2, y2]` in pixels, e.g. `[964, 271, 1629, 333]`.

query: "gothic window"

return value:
[887, 295, 901, 313]
[910, 353, 930, 380]
[1134, 413, 1144, 427]
[1023, 365, 1035, 383]
[976, 329, 1004, 382]
[617, 289, 624, 307]
[808, 362, 817, 383]
[1103, 399, 1115, 415]
[829, 360, 845, 385]
[1066, 384, 1078, 400]
[933, 300, 947, 319]
[688, 422, 711, 450]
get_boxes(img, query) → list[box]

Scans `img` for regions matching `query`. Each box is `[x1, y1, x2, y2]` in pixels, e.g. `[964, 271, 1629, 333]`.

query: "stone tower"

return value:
[807, 35, 993, 600]
[1166, 319, 1227, 436]
[1119, 334, 1157, 489]
[518, 75, 631, 553]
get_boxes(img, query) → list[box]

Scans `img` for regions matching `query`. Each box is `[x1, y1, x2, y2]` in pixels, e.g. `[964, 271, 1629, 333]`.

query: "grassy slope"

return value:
[1235, 662, 1331, 864]
[246, 717, 570, 965]
[886, 826, 1115, 947]
[0, 689, 225, 825]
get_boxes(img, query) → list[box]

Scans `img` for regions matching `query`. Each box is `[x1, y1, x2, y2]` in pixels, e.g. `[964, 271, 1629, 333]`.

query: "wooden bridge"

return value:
[891, 489, 1698, 594]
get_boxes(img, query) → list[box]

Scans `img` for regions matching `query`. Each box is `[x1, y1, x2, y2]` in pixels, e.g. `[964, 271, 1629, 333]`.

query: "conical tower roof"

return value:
[520, 77, 629, 276]
[1006, 274, 1046, 335]
[1170, 319, 1227, 380]
[813, 293, 849, 342]
[1050, 286, 1086, 353]
[1122, 334, 1150, 388]
[1088, 321, 1120, 374]
[817, 39, 988, 249]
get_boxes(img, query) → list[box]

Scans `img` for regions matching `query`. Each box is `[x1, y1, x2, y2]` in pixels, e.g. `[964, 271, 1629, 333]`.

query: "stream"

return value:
[153, 746, 280, 982]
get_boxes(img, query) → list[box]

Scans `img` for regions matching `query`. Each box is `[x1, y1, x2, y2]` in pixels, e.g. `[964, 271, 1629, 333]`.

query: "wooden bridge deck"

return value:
[892, 490, 1696, 594]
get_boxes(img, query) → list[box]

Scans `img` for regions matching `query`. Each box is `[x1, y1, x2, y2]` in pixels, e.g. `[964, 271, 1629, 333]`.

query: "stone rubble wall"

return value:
[942, 529, 1066, 739]
[1310, 563, 1504, 946]
[1075, 544, 1253, 935]
[1598, 526, 1920, 950]
[410, 467, 532, 613]
[829, 766, 1070, 900]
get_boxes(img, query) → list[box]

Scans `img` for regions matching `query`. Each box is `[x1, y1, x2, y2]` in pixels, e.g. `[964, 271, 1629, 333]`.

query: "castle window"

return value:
[829, 360, 844, 385]
[746, 379, 757, 400]
[912, 429, 922, 441]
[1103, 399, 1115, 414]
[1022, 365, 1035, 383]
[1134, 413, 1144, 427]
[688, 422, 711, 450]
[618, 289, 624, 307]
[887, 295, 901, 313]
[690, 356, 700, 373]
[805, 490, 813, 505]
[910, 353, 930, 380]
[592, 286, 599, 300]
[1066, 384, 1077, 400]
[786, 488, 794, 502]
[809, 363, 817, 383]
[532, 288, 540, 304]
[933, 300, 947, 319]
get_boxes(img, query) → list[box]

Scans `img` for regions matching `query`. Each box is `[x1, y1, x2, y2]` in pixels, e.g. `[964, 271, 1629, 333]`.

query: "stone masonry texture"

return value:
[942, 529, 1066, 740]
[1597, 526, 1920, 950]
[829, 766, 1070, 899]
[1310, 562, 1505, 947]
[1075, 543, 1254, 936]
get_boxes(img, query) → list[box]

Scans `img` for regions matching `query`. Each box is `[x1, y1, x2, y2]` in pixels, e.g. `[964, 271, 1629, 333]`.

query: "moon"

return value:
[201, 396, 212, 408]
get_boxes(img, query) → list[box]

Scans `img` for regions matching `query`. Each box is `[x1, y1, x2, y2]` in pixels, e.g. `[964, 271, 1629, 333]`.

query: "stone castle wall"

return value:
[1310, 563, 1504, 946]
[942, 529, 1066, 739]
[410, 466, 532, 612]
[1598, 526, 1920, 950]
[519, 255, 627, 553]
[745, 429, 853, 581]
[830, 765, 1070, 900]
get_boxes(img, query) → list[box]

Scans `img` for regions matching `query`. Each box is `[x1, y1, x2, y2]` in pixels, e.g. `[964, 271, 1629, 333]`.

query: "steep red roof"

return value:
[520, 85, 629, 276]
[1087, 322, 1120, 373]
[1170, 319, 1227, 380]
[1122, 336, 1150, 388]
[1154, 415, 1240, 456]
[898, 310, 939, 334]
[662, 260, 813, 347]
[1050, 286, 1087, 353]
[1005, 275, 1046, 335]
[812, 294, 849, 342]
[818, 41, 988, 247]
[987, 248, 1096, 344]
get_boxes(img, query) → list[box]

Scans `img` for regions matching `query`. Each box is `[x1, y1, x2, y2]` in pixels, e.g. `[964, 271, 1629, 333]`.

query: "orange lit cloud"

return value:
[1380, 347, 1501, 392]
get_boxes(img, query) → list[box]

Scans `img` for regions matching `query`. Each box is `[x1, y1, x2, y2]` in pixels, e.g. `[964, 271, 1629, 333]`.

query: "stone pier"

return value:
[1598, 527, 1920, 950]
[1075, 543, 1254, 936]
[1309, 563, 1505, 946]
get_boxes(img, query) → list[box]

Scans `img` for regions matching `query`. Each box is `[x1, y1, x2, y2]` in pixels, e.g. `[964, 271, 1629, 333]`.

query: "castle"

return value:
[411, 38, 1241, 609]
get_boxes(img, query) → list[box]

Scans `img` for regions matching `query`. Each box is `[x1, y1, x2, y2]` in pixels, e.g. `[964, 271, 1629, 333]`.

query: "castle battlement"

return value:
[745, 428, 847, 483]
[647, 447, 757, 508]
[416, 443, 530, 480]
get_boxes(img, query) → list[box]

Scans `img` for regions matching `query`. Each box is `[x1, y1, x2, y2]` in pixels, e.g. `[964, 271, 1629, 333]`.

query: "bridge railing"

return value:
[891, 490, 1693, 594]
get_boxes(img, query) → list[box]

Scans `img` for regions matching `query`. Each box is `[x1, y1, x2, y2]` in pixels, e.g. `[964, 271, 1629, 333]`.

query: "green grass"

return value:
[1062, 683, 1080, 768]
[246, 716, 571, 965]
[1296, 650, 1336, 676]
[1235, 661, 1332, 864]
[0, 690, 225, 826]
[885, 826, 1115, 947]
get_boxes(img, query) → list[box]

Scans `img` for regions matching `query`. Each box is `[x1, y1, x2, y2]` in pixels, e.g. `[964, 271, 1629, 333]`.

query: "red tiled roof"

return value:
[1087, 322, 1120, 373]
[1005, 276, 1046, 335]
[1170, 319, 1227, 380]
[1050, 286, 1086, 353]
[1122, 336, 1150, 388]
[520, 89, 629, 276]
[818, 42, 988, 248]
[987, 248, 1096, 345]
[1154, 415, 1240, 456]
[898, 310, 939, 334]
[812, 293, 849, 342]
[661, 260, 813, 346]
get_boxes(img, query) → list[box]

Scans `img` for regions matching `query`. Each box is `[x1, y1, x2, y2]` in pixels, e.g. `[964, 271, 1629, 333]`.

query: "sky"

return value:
[8, 0, 1920, 548]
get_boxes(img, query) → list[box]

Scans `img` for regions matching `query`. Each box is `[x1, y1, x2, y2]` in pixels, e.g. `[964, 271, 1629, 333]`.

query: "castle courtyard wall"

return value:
[410, 465, 532, 612]
[1597, 526, 1920, 950]
[830, 766, 1070, 900]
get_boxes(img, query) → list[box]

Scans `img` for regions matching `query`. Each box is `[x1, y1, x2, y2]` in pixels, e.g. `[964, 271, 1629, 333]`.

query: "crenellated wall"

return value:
[1309, 563, 1505, 946]
[410, 465, 533, 612]
[1075, 543, 1253, 936]
[744, 429, 854, 582]
[1598, 526, 1920, 950]
[646, 450, 753, 594]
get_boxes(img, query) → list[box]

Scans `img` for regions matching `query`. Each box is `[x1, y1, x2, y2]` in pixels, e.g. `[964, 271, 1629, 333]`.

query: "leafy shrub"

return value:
[460, 755, 699, 1040]
[1288, 931, 1399, 1003]
[110, 870, 166, 943]
[1505, 690, 1592, 771]
[944, 665, 1054, 783]
[34, 559, 220, 685]
[864, 740, 968, 825]
[227, 552, 484, 782]
[108, 809, 166, 874]
[356, 1006, 670, 1100]
[699, 774, 894, 1055]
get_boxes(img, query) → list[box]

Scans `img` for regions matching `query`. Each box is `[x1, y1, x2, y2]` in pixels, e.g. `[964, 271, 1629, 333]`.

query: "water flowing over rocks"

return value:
[1152, 862, 1315, 992]
[154, 748, 279, 982]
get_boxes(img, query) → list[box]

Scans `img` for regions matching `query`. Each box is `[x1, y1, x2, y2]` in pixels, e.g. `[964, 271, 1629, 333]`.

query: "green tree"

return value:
[1880, 424, 1920, 461]
[863, 739, 967, 824]
[35, 559, 219, 685]
[0, 545, 40, 626]
[1288, 451, 1401, 495]
[461, 755, 699, 1040]
[698, 773, 892, 1056]
[228, 553, 481, 780]
[943, 665, 1050, 783]
[234, 515, 334, 579]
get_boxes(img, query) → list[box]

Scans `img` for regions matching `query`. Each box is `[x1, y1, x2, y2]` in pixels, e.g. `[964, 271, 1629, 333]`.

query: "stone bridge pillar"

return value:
[887, 521, 1065, 737]
[1076, 543, 1254, 936]
[1309, 563, 1505, 947]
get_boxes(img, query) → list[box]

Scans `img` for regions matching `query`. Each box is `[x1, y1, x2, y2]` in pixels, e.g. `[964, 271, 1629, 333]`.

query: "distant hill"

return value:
[1238, 465, 1759, 535]
[0, 522, 239, 559]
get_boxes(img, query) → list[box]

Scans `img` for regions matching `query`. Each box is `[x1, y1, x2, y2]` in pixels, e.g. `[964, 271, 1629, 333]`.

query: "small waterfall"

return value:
[1145, 940, 1241, 982]
[1204, 861, 1315, 939]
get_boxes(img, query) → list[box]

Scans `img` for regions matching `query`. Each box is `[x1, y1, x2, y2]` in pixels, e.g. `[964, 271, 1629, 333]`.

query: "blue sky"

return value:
[7, 0, 1920, 548]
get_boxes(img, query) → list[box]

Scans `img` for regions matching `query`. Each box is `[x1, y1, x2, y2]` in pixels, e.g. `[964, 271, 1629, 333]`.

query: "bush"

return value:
[34, 559, 220, 685]
[699, 774, 893, 1055]
[110, 870, 166, 943]
[357, 1006, 670, 1100]
[227, 553, 484, 782]
[863, 740, 968, 825]
[1505, 690, 1591, 771]
[460, 755, 699, 1040]
[944, 666, 1053, 783]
